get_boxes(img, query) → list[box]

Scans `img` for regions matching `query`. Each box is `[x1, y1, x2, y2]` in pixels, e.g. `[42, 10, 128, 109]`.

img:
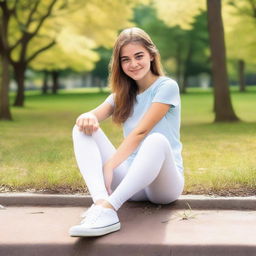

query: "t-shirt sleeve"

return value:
[152, 80, 180, 108]
[104, 93, 115, 107]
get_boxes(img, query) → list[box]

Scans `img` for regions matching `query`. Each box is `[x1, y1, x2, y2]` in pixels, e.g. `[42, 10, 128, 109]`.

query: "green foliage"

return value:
[91, 47, 112, 80]
[2, 0, 145, 73]
[154, 0, 205, 30]
[133, 6, 210, 77]
[223, 0, 256, 65]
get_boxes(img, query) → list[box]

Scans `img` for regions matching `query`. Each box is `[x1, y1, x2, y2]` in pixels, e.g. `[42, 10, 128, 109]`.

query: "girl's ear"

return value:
[150, 55, 154, 61]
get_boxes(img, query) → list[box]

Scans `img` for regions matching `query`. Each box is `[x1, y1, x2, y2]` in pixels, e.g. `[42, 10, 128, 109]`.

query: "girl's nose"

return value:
[130, 59, 138, 68]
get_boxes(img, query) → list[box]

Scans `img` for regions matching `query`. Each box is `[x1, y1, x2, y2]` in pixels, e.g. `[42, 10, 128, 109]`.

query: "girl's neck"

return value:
[136, 72, 159, 94]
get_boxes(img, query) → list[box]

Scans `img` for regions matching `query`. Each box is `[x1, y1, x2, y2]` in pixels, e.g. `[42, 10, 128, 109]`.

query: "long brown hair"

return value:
[108, 27, 165, 125]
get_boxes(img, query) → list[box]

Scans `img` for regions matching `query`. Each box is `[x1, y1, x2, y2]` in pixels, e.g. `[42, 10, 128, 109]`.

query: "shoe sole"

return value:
[69, 222, 121, 237]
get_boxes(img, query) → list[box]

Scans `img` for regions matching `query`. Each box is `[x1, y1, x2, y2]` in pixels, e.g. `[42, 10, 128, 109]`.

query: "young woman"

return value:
[69, 27, 184, 237]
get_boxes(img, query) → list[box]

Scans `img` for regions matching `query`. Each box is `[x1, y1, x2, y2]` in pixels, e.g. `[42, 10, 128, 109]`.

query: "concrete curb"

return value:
[1, 193, 255, 210]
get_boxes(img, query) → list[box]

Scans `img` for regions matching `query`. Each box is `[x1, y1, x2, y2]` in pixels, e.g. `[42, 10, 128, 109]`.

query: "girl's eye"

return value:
[136, 55, 143, 59]
[121, 58, 129, 63]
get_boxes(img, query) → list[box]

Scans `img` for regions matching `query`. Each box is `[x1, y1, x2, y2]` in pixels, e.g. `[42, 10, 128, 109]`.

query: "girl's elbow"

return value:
[134, 128, 149, 138]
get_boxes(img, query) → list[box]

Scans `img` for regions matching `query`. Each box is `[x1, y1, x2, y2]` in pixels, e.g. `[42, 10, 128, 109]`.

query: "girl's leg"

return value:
[72, 126, 128, 203]
[88, 127, 148, 202]
[144, 142, 184, 205]
[105, 133, 184, 211]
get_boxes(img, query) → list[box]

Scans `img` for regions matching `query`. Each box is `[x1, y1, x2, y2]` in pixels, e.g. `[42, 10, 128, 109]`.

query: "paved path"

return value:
[0, 194, 255, 256]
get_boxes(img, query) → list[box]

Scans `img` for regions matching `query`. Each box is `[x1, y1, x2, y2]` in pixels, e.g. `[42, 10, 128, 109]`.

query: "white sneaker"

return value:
[69, 205, 121, 237]
[80, 203, 95, 218]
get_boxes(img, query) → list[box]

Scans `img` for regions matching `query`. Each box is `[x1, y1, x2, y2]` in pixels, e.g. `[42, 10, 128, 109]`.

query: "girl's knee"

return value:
[148, 196, 178, 205]
[146, 185, 184, 205]
[72, 125, 101, 138]
[72, 125, 89, 140]
[144, 133, 169, 147]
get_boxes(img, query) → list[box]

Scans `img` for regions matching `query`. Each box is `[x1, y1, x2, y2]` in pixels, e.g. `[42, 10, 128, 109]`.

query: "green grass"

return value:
[1, 86, 256, 195]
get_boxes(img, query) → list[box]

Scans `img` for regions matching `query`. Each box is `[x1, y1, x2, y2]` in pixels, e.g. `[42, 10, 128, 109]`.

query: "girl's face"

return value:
[120, 43, 153, 82]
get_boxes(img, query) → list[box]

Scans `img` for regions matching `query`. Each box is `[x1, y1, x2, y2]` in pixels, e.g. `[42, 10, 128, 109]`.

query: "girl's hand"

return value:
[76, 112, 99, 135]
[103, 162, 114, 195]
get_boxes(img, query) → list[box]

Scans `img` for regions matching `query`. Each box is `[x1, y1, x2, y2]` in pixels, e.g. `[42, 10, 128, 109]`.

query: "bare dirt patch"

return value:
[1, 185, 255, 197]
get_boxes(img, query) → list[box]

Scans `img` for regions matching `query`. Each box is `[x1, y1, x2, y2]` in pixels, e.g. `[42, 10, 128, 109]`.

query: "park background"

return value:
[0, 0, 255, 196]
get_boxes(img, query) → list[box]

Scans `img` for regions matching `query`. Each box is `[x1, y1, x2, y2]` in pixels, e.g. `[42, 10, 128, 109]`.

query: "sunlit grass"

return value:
[1, 86, 255, 195]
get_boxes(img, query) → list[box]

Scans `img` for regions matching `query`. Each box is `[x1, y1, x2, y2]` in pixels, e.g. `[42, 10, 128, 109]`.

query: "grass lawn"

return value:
[0, 86, 255, 196]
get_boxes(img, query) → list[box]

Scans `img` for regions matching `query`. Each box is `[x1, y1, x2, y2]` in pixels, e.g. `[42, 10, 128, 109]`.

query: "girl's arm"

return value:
[105, 102, 170, 170]
[76, 101, 114, 135]
[91, 101, 114, 122]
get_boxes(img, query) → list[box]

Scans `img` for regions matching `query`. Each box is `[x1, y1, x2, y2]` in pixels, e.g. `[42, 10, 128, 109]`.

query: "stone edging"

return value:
[0, 193, 255, 210]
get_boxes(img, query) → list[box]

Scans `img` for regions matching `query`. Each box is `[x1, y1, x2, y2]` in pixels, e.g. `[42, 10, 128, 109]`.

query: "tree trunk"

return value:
[181, 41, 193, 94]
[52, 71, 59, 94]
[176, 43, 183, 88]
[42, 70, 49, 94]
[13, 63, 26, 107]
[0, 53, 12, 120]
[0, 1, 12, 120]
[182, 75, 188, 94]
[238, 59, 246, 92]
[207, 0, 239, 122]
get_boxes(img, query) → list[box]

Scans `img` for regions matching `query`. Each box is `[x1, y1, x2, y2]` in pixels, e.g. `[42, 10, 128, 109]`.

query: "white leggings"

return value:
[72, 126, 184, 211]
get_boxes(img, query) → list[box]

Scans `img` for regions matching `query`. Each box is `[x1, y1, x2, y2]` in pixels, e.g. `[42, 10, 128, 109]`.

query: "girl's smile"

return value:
[120, 43, 154, 87]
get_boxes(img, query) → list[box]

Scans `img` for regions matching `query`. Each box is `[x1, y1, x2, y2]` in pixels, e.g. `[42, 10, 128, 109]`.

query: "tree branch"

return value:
[9, 0, 19, 16]
[12, 1, 25, 34]
[10, 0, 56, 54]
[32, 0, 57, 36]
[24, 0, 40, 30]
[248, 0, 256, 18]
[26, 40, 55, 64]
[0, 1, 10, 53]
[13, 0, 19, 11]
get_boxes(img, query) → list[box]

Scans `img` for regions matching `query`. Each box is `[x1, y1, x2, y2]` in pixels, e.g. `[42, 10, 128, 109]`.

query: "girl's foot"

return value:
[69, 205, 120, 237]
[80, 200, 115, 218]
[95, 199, 115, 211]
[80, 203, 95, 218]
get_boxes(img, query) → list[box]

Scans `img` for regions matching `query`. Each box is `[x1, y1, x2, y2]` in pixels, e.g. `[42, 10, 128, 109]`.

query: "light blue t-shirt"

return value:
[104, 76, 183, 173]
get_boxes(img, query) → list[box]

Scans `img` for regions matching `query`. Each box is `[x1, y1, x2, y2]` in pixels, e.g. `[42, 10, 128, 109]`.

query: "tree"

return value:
[0, 0, 147, 120]
[0, 44, 12, 120]
[30, 0, 148, 93]
[223, 0, 256, 91]
[178, 11, 210, 93]
[133, 5, 210, 93]
[0, 1, 12, 120]
[6, 0, 61, 106]
[154, 0, 205, 30]
[30, 39, 99, 94]
[0, 0, 59, 110]
[91, 47, 112, 90]
[42, 70, 49, 94]
[153, 0, 239, 122]
[207, 0, 238, 121]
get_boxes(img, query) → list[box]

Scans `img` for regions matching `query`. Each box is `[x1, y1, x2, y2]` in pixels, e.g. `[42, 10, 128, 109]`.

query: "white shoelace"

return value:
[80, 204, 95, 218]
[80, 206, 103, 225]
